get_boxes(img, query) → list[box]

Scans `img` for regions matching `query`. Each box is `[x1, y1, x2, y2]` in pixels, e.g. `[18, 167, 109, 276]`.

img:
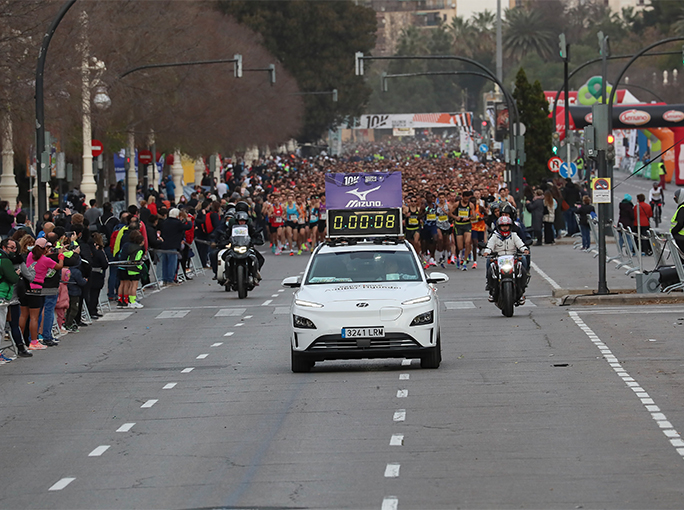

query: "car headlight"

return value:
[402, 295, 431, 305]
[293, 315, 316, 329]
[295, 299, 324, 308]
[410, 310, 434, 326]
[234, 246, 248, 254]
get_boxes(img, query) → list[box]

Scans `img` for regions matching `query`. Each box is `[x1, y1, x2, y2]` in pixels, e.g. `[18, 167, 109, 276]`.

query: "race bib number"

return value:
[310, 214, 318, 222]
[289, 214, 298, 221]
[438, 215, 448, 222]
[408, 218, 419, 225]
[427, 213, 436, 221]
[320, 212, 327, 220]
[275, 216, 282, 223]
[458, 209, 468, 217]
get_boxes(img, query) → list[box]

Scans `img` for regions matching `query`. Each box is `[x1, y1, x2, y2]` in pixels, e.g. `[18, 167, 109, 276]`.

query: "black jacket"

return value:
[160, 218, 192, 251]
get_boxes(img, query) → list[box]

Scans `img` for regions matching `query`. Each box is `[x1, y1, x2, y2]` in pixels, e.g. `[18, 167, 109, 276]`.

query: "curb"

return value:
[560, 292, 684, 306]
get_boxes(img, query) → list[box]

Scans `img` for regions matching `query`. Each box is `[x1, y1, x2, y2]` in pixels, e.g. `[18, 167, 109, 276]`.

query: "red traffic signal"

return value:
[481, 121, 487, 127]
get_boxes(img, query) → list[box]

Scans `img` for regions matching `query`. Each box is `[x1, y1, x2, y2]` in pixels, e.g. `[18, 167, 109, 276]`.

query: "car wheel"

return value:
[420, 333, 441, 369]
[291, 347, 313, 373]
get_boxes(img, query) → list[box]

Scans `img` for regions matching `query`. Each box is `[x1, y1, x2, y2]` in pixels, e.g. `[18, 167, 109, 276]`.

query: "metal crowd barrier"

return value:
[610, 224, 642, 275]
[662, 233, 684, 293]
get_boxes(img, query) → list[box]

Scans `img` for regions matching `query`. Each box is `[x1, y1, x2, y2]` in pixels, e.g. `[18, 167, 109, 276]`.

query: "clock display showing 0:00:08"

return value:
[330, 210, 399, 233]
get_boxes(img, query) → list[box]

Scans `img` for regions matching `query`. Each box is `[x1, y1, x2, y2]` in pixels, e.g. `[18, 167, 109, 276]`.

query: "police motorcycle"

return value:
[484, 216, 530, 317]
[216, 205, 265, 299]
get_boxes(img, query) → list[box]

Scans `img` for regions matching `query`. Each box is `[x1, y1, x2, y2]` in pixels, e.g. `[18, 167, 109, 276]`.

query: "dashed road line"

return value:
[384, 463, 400, 478]
[570, 311, 684, 459]
[116, 423, 135, 432]
[88, 445, 110, 457]
[271, 294, 279, 297]
[234, 323, 244, 327]
[381, 497, 398, 510]
[181, 367, 194, 373]
[277, 289, 284, 293]
[393, 409, 406, 422]
[399, 374, 409, 380]
[223, 332, 234, 337]
[389, 434, 404, 446]
[244, 315, 253, 319]
[396, 390, 408, 398]
[196, 354, 209, 359]
[141, 399, 158, 408]
[214, 308, 246, 317]
[211, 342, 223, 347]
[49, 478, 75, 491]
[261, 300, 273, 306]
[163, 383, 177, 389]
[156, 310, 190, 319]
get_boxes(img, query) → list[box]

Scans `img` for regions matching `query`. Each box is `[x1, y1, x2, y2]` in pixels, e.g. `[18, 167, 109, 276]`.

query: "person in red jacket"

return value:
[634, 194, 653, 256]
[179, 208, 195, 280]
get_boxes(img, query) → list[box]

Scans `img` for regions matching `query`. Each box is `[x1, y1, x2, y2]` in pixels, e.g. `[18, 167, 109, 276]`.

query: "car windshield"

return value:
[306, 250, 422, 284]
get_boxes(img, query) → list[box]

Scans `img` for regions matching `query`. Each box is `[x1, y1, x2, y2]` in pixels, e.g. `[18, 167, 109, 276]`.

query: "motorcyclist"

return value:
[500, 202, 532, 271]
[218, 208, 264, 283]
[483, 216, 530, 304]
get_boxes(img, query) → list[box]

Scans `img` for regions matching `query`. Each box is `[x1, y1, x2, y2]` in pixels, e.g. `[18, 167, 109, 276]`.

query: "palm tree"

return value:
[503, 8, 556, 62]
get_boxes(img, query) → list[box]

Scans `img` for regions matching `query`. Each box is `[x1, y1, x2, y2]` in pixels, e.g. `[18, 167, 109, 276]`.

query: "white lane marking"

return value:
[211, 342, 223, 347]
[649, 338, 657, 342]
[163, 383, 177, 389]
[99, 312, 133, 321]
[271, 294, 279, 298]
[384, 463, 400, 478]
[577, 307, 684, 315]
[223, 332, 234, 337]
[196, 354, 209, 359]
[277, 289, 284, 293]
[181, 367, 194, 373]
[234, 323, 244, 327]
[390, 434, 404, 446]
[399, 374, 409, 380]
[382, 497, 399, 510]
[49, 478, 76, 491]
[274, 307, 290, 314]
[214, 308, 246, 317]
[244, 315, 253, 319]
[531, 260, 561, 290]
[88, 445, 110, 457]
[396, 389, 408, 398]
[261, 300, 273, 306]
[393, 409, 406, 422]
[141, 399, 158, 408]
[156, 310, 190, 319]
[444, 301, 476, 310]
[116, 423, 135, 433]
[401, 359, 412, 366]
[570, 311, 684, 460]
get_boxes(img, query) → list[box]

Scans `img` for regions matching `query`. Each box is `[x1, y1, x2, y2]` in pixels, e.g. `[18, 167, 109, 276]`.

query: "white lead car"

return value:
[282, 239, 448, 372]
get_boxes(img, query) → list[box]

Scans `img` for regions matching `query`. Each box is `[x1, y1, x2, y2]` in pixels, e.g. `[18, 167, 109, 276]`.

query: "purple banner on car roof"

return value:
[325, 172, 402, 209]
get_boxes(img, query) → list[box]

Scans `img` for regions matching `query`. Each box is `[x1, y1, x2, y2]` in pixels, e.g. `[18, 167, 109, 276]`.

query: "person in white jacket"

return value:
[483, 216, 529, 303]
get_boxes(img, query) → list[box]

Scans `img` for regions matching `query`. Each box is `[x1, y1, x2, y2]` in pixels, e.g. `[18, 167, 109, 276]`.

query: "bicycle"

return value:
[650, 200, 663, 228]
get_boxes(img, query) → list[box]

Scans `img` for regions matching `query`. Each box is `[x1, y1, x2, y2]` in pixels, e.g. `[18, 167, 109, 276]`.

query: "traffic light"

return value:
[552, 132, 560, 155]
[124, 155, 131, 171]
[559, 33, 568, 61]
[584, 125, 597, 158]
[606, 134, 615, 161]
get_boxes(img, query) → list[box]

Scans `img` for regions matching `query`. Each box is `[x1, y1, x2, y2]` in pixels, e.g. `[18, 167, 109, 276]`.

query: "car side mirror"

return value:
[427, 272, 449, 284]
[282, 276, 301, 288]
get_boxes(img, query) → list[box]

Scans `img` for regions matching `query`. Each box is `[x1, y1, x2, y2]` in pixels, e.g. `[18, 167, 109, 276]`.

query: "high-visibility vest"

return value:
[671, 203, 684, 236]
[658, 162, 666, 176]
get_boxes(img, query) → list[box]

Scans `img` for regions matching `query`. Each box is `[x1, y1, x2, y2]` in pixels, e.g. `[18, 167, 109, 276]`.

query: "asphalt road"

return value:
[2, 241, 684, 510]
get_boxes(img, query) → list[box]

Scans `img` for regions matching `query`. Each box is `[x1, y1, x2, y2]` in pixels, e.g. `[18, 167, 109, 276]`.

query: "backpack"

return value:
[199, 211, 214, 234]
[16, 261, 38, 299]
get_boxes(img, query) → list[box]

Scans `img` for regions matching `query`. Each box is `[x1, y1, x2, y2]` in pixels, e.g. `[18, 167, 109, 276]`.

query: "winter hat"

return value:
[623, 194, 632, 202]
[168, 208, 180, 218]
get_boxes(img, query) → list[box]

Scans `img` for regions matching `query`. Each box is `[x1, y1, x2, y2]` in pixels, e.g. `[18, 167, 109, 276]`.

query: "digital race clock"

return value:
[327, 208, 403, 238]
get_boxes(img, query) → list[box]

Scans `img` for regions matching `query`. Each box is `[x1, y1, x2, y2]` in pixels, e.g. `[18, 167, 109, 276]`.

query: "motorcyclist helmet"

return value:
[497, 216, 512, 238]
[236, 211, 249, 224]
[235, 201, 250, 213]
[501, 202, 517, 221]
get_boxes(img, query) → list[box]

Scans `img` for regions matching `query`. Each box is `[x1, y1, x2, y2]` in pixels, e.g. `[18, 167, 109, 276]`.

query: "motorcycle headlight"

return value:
[499, 259, 515, 273]
[402, 295, 431, 305]
[410, 310, 434, 326]
[293, 315, 317, 329]
[234, 246, 247, 254]
[295, 299, 324, 308]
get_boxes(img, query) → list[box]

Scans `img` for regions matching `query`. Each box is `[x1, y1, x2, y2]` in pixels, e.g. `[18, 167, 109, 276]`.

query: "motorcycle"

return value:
[488, 251, 526, 317]
[216, 224, 260, 299]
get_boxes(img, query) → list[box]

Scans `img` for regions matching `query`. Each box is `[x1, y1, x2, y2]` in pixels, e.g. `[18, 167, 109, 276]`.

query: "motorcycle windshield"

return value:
[231, 225, 250, 247]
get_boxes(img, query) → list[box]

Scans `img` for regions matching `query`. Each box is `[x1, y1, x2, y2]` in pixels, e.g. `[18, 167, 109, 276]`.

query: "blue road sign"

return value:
[559, 162, 578, 179]
[479, 144, 489, 153]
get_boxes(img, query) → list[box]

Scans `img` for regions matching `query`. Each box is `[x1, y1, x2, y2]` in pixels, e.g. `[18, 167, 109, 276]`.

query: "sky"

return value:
[458, 0, 500, 20]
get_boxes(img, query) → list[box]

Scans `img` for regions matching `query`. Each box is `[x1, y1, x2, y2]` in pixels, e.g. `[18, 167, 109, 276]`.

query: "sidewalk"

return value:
[529, 236, 684, 306]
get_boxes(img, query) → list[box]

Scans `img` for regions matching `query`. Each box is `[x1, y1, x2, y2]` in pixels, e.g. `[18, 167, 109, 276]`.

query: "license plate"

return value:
[341, 327, 385, 338]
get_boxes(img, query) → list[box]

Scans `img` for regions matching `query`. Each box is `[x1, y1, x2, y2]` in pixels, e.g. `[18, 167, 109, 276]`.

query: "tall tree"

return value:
[219, 0, 377, 142]
[503, 8, 555, 62]
[513, 68, 552, 185]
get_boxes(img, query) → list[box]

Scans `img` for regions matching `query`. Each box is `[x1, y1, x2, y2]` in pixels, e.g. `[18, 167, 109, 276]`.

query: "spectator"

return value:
[634, 193, 653, 256]
[562, 179, 581, 236]
[84, 199, 102, 231]
[65, 258, 87, 332]
[7, 211, 35, 238]
[0, 200, 15, 239]
[0, 238, 23, 358]
[3, 237, 35, 357]
[526, 189, 545, 246]
[158, 208, 192, 284]
[542, 190, 557, 245]
[574, 196, 596, 251]
[118, 229, 145, 309]
[86, 233, 108, 318]
[618, 194, 635, 254]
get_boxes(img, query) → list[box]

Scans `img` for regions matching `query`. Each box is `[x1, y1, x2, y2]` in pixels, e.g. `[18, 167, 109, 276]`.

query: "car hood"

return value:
[297, 282, 430, 304]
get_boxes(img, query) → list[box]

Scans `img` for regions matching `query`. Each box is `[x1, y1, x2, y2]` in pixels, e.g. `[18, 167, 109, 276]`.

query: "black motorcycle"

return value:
[217, 225, 262, 299]
[488, 251, 526, 317]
